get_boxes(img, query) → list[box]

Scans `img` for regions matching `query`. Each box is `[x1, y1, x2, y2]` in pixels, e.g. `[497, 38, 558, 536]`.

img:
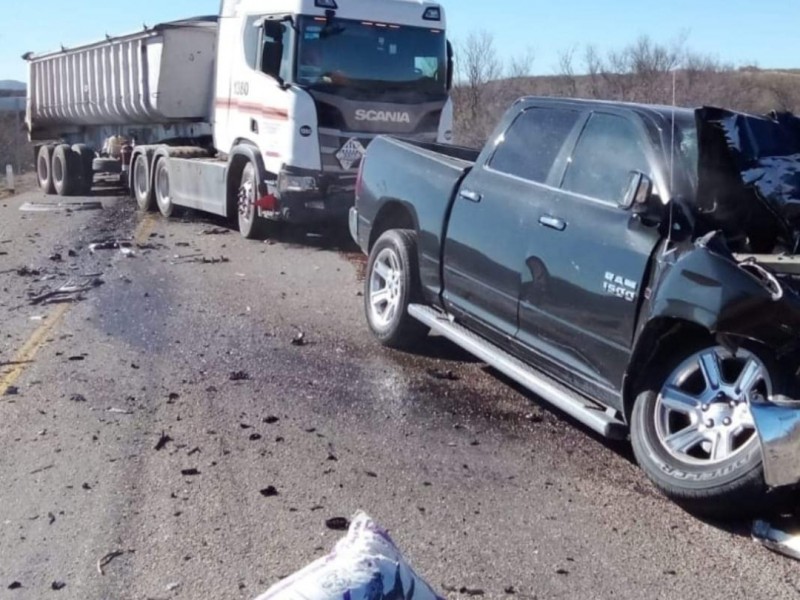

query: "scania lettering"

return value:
[25, 0, 454, 238]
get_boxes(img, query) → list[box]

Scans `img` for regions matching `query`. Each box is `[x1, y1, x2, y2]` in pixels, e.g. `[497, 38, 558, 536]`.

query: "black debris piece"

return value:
[8, 581, 22, 590]
[48, 512, 56, 525]
[201, 256, 229, 264]
[155, 432, 173, 451]
[69, 394, 86, 403]
[48, 253, 62, 262]
[51, 581, 66, 591]
[263, 416, 279, 424]
[504, 586, 517, 595]
[325, 517, 350, 531]
[305, 427, 317, 434]
[556, 569, 569, 575]
[260, 486, 279, 497]
[131, 363, 139, 370]
[275, 436, 285, 443]
[229, 370, 250, 381]
[200, 227, 230, 235]
[427, 369, 460, 381]
[97, 550, 126, 576]
[82, 483, 91, 490]
[365, 471, 378, 478]
[240, 423, 253, 430]
[181, 468, 200, 477]
[187, 447, 200, 456]
[291, 332, 307, 346]
[168, 392, 180, 401]
[327, 453, 338, 462]
[68, 356, 85, 361]
[16, 266, 41, 277]
[525, 413, 544, 424]
[249, 433, 262, 441]
[460, 587, 485, 596]
[4, 386, 19, 396]
[68, 249, 77, 257]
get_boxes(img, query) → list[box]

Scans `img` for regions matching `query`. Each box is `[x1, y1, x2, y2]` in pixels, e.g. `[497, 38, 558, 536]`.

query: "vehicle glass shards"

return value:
[696, 107, 800, 254]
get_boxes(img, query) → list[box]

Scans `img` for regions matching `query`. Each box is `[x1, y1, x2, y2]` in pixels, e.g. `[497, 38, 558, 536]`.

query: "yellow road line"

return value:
[0, 212, 158, 396]
[0, 303, 71, 394]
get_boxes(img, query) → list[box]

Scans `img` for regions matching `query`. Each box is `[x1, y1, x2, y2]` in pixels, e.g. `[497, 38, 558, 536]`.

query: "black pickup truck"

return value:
[349, 97, 800, 517]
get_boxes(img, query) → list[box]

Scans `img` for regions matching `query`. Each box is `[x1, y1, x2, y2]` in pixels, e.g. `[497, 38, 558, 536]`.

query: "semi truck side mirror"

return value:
[620, 171, 652, 210]
[446, 41, 454, 90]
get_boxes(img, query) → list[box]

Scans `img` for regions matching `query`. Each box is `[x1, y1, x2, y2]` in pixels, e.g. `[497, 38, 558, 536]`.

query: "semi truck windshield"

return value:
[295, 16, 447, 98]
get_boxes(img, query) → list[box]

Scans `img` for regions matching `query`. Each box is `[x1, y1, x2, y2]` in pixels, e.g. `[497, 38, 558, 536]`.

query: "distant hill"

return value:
[0, 80, 25, 92]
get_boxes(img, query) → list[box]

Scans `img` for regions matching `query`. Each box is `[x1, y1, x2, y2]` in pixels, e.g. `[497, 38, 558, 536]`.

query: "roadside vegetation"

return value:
[453, 32, 800, 147]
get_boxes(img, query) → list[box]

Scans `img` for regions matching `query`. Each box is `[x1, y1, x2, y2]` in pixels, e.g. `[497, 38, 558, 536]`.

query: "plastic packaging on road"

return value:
[254, 512, 443, 600]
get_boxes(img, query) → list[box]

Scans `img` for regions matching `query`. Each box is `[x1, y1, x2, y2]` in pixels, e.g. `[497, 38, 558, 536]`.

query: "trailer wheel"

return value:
[72, 144, 95, 195]
[237, 161, 267, 239]
[154, 158, 175, 218]
[132, 154, 154, 211]
[52, 144, 79, 197]
[37, 145, 55, 194]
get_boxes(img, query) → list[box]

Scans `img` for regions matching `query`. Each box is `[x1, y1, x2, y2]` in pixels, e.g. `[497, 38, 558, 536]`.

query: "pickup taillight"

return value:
[355, 157, 366, 200]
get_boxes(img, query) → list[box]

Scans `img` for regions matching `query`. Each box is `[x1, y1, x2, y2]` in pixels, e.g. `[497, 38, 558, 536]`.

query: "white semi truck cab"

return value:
[25, 0, 452, 237]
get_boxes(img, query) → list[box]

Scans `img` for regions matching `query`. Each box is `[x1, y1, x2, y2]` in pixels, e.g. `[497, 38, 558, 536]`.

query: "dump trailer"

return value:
[25, 0, 453, 237]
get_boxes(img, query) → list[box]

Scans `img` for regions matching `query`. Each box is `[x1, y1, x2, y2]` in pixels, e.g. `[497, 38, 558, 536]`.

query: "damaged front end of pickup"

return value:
[643, 106, 800, 489]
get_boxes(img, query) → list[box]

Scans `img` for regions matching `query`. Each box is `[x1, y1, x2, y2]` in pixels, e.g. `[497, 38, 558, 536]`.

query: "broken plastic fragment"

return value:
[753, 517, 800, 560]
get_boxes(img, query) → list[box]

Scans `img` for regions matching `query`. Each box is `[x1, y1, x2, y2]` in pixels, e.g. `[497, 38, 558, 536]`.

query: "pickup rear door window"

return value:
[489, 108, 582, 184]
[561, 113, 651, 204]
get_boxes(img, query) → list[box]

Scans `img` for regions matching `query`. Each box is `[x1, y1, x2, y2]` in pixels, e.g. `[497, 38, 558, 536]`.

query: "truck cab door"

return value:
[515, 111, 664, 404]
[442, 107, 584, 344]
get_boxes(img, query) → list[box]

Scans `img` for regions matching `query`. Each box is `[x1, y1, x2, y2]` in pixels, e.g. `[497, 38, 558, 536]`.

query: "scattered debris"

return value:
[20, 201, 103, 213]
[68, 356, 85, 362]
[48, 252, 62, 262]
[260, 486, 279, 497]
[16, 266, 41, 277]
[181, 468, 200, 477]
[88, 239, 133, 253]
[504, 586, 517, 595]
[51, 581, 66, 591]
[30, 464, 54, 475]
[291, 331, 307, 346]
[48, 512, 56, 525]
[28, 276, 103, 306]
[365, 471, 378, 478]
[68, 249, 77, 257]
[82, 483, 92, 490]
[229, 370, 250, 381]
[249, 433, 262, 441]
[263, 416, 279, 424]
[155, 432, 173, 451]
[427, 369, 460, 381]
[525, 413, 544, 424]
[97, 550, 125, 576]
[753, 518, 800, 560]
[4, 386, 19, 396]
[187, 447, 200, 456]
[325, 517, 350, 531]
[459, 587, 485, 596]
[8, 581, 22, 590]
[69, 393, 87, 403]
[166, 582, 181, 592]
[107, 407, 132, 415]
[200, 227, 230, 235]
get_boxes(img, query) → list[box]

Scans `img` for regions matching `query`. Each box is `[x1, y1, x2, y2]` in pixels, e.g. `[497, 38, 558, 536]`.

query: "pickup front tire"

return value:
[365, 229, 429, 349]
[631, 342, 779, 519]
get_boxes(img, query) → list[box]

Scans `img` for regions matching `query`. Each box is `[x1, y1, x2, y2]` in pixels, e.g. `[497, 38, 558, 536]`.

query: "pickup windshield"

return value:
[295, 16, 447, 100]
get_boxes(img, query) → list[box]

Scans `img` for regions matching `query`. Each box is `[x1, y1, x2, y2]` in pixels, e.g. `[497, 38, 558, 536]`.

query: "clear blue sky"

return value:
[2, 0, 798, 81]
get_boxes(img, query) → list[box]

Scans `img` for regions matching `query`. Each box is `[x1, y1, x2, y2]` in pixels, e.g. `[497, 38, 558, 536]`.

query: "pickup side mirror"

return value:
[620, 170, 652, 210]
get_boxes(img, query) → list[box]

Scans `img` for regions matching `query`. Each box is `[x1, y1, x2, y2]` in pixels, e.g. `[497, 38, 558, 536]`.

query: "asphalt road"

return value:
[1, 183, 799, 600]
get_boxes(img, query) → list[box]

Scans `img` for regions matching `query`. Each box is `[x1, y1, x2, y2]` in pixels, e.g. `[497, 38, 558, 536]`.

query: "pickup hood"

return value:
[696, 107, 800, 253]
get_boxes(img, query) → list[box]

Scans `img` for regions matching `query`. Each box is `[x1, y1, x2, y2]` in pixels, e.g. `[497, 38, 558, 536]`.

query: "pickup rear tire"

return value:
[630, 341, 779, 519]
[365, 229, 429, 349]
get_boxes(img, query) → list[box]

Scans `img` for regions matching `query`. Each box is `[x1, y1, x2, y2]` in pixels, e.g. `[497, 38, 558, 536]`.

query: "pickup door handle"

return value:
[539, 215, 566, 231]
[459, 189, 482, 203]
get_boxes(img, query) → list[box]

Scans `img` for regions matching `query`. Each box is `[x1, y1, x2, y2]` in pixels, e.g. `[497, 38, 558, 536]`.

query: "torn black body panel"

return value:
[696, 107, 800, 253]
[641, 233, 800, 356]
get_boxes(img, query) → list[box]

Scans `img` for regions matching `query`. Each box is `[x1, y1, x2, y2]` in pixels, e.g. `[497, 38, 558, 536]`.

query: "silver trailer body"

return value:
[26, 17, 217, 146]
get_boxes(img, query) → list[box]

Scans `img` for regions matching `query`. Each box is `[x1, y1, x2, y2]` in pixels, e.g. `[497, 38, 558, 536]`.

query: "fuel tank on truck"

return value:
[25, 17, 218, 139]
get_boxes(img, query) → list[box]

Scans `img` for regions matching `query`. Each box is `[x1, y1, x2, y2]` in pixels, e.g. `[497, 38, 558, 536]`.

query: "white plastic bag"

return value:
[254, 512, 443, 600]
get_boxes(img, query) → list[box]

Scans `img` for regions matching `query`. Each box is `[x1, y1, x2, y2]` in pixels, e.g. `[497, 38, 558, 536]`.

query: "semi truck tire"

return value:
[364, 229, 429, 349]
[72, 144, 95, 195]
[237, 161, 267, 239]
[37, 145, 56, 194]
[132, 154, 155, 211]
[154, 158, 175, 218]
[52, 144, 80, 196]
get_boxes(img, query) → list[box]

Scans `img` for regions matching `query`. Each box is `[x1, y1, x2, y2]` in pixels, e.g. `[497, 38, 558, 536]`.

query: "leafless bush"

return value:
[0, 111, 33, 175]
[452, 32, 800, 147]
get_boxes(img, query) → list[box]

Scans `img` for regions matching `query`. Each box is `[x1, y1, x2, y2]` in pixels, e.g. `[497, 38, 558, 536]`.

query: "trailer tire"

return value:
[237, 161, 267, 240]
[52, 144, 79, 197]
[37, 145, 56, 194]
[72, 144, 95, 195]
[154, 158, 175, 218]
[132, 154, 154, 211]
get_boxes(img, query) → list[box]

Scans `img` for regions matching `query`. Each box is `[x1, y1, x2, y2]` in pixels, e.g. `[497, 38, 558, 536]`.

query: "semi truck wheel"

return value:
[237, 161, 266, 239]
[154, 158, 175, 218]
[37, 145, 56, 194]
[630, 342, 780, 519]
[132, 154, 154, 211]
[52, 144, 80, 196]
[365, 229, 429, 349]
[72, 144, 95, 195]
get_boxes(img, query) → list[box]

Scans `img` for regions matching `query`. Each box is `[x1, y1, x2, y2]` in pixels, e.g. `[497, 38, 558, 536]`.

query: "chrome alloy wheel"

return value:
[654, 346, 769, 465]
[368, 247, 403, 328]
